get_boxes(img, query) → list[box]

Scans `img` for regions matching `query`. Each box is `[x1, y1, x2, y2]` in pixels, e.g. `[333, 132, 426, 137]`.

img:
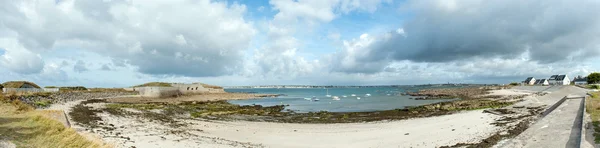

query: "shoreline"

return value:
[56, 87, 547, 147]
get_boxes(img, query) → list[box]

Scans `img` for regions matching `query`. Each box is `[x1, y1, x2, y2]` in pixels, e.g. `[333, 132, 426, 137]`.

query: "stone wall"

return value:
[2, 88, 59, 93]
[171, 83, 210, 94]
[137, 87, 181, 98]
[12, 92, 138, 109]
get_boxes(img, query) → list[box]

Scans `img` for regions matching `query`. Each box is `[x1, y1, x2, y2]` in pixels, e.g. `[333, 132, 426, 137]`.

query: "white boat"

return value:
[351, 94, 356, 97]
[365, 94, 371, 97]
[304, 98, 312, 100]
[342, 95, 347, 98]
[326, 88, 332, 97]
[357, 97, 361, 100]
[332, 96, 340, 101]
[312, 96, 319, 101]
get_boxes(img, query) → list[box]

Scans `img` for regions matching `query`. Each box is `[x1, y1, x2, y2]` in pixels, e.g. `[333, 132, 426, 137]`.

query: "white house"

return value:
[534, 79, 549, 86]
[548, 75, 570, 85]
[573, 76, 588, 85]
[523, 77, 536, 85]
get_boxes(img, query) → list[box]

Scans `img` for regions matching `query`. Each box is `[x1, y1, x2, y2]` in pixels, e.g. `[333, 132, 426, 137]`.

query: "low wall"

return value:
[2, 88, 59, 93]
[137, 87, 181, 98]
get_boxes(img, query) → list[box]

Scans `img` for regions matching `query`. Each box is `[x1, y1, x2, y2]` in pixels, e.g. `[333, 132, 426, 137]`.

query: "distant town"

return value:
[223, 83, 501, 89]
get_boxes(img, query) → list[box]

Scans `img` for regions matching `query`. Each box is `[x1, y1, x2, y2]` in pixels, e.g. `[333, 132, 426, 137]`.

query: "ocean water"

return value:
[226, 86, 459, 113]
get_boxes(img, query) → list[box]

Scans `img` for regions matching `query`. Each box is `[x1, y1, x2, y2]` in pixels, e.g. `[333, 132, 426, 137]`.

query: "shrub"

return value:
[589, 73, 600, 84]
[509, 82, 520, 86]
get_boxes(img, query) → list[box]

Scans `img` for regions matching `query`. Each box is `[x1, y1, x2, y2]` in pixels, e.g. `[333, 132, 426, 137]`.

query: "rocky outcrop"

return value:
[13, 92, 137, 108]
[406, 87, 498, 100]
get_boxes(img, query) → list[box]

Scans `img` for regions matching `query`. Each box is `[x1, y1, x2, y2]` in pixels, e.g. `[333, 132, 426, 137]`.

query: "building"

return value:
[573, 76, 588, 85]
[534, 79, 549, 86]
[1, 81, 58, 93]
[523, 77, 536, 85]
[135, 82, 225, 98]
[548, 75, 570, 85]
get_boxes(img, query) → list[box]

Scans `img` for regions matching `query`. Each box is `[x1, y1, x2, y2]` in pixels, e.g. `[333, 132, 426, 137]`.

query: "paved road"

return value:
[496, 86, 589, 148]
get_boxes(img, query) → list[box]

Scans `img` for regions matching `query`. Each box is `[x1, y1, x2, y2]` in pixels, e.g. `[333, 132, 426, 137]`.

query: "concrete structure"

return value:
[573, 76, 588, 85]
[172, 83, 210, 94]
[534, 79, 549, 86]
[549, 75, 570, 85]
[523, 77, 536, 85]
[137, 87, 181, 98]
[136, 83, 225, 98]
[497, 86, 589, 148]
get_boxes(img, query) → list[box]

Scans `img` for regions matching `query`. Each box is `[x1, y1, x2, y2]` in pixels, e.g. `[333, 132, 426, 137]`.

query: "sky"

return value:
[1, 0, 600, 87]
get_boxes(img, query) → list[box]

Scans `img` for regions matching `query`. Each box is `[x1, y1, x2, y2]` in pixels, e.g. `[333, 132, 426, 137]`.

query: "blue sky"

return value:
[1, 0, 599, 87]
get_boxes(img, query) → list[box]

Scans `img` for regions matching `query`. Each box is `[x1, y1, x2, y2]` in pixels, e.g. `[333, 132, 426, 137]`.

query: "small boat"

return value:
[304, 98, 312, 100]
[342, 95, 347, 98]
[351, 94, 356, 97]
[365, 94, 371, 97]
[326, 88, 332, 97]
[312, 96, 319, 101]
[357, 97, 361, 100]
[332, 96, 340, 101]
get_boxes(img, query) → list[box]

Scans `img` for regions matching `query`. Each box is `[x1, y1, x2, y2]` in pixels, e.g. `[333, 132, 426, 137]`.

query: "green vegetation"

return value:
[134, 82, 173, 87]
[509, 82, 520, 86]
[586, 92, 600, 143]
[1, 81, 41, 88]
[34, 100, 52, 108]
[0, 95, 107, 147]
[589, 85, 600, 89]
[44, 86, 57, 88]
[198, 83, 224, 89]
[88, 88, 130, 92]
[588, 72, 600, 84]
[101, 99, 515, 124]
[58, 86, 88, 92]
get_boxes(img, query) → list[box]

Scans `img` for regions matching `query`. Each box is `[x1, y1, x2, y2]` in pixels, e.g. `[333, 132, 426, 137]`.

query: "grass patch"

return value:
[34, 100, 51, 108]
[0, 95, 108, 147]
[586, 92, 600, 143]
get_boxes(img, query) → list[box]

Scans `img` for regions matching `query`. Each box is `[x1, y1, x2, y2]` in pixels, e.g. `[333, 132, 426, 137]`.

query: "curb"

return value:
[579, 95, 589, 148]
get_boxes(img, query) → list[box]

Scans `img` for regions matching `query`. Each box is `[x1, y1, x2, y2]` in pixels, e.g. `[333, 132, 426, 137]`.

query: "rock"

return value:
[405, 133, 409, 135]
[0, 140, 16, 148]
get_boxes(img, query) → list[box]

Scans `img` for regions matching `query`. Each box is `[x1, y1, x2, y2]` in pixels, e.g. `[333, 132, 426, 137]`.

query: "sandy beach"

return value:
[42, 87, 550, 148]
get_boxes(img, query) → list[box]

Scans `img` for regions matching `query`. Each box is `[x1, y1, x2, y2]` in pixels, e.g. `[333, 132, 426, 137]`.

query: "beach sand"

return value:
[53, 89, 548, 148]
[81, 109, 501, 148]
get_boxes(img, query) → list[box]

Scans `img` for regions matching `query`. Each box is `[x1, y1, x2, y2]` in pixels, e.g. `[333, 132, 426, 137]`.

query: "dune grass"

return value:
[586, 91, 600, 143]
[0, 95, 109, 148]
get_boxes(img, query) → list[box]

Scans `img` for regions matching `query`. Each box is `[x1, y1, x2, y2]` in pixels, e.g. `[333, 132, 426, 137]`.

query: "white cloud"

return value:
[73, 60, 88, 73]
[0, 0, 257, 77]
[257, 6, 265, 12]
[0, 38, 44, 74]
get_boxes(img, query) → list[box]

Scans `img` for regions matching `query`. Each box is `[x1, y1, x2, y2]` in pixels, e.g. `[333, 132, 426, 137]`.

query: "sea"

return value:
[226, 86, 462, 113]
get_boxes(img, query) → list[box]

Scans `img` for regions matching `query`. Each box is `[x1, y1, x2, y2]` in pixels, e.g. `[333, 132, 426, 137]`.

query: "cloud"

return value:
[100, 64, 112, 71]
[73, 60, 88, 73]
[0, 38, 44, 74]
[251, 0, 391, 78]
[333, 0, 600, 74]
[0, 0, 256, 77]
